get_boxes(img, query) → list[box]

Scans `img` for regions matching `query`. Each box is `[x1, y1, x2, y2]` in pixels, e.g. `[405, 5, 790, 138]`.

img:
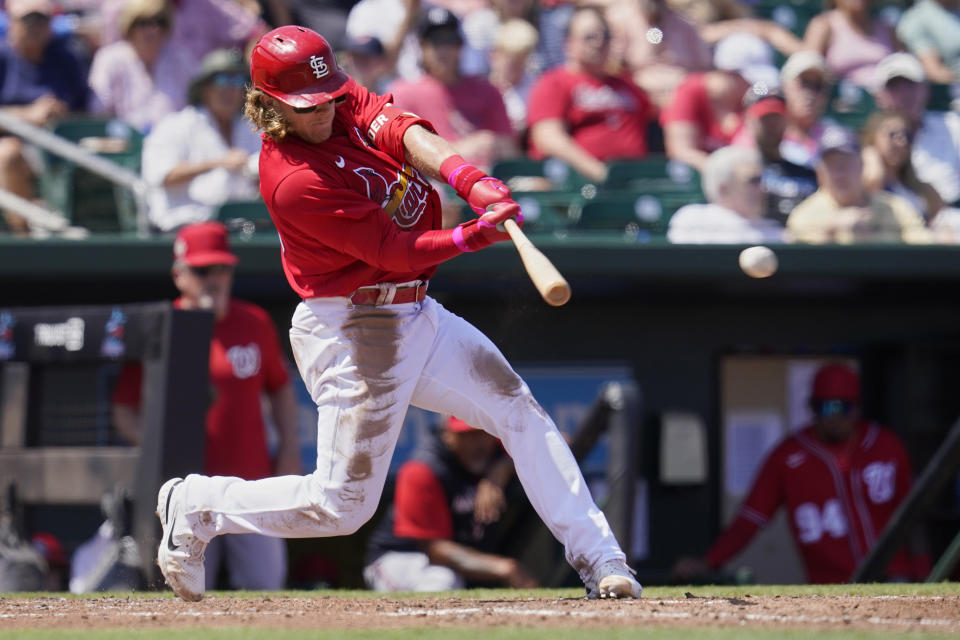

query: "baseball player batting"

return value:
[155, 25, 642, 602]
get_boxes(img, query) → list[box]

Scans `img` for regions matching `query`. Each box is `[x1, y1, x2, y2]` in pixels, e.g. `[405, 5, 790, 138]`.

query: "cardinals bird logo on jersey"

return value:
[354, 165, 429, 228]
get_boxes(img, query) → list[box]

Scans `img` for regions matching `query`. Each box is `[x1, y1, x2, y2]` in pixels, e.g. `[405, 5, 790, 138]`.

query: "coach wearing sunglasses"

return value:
[142, 48, 261, 232]
[674, 362, 928, 584]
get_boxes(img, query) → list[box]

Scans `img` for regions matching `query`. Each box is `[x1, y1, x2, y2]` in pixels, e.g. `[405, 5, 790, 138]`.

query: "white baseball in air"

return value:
[646, 27, 663, 44]
[739, 245, 778, 278]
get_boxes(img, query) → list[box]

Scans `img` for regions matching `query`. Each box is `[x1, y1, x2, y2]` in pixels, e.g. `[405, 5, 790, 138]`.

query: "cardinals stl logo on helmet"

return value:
[309, 55, 328, 79]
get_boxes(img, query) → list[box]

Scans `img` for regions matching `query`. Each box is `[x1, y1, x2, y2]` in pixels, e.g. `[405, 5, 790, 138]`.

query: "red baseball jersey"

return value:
[659, 72, 742, 153]
[706, 422, 924, 583]
[526, 67, 652, 161]
[113, 299, 289, 480]
[257, 82, 445, 299]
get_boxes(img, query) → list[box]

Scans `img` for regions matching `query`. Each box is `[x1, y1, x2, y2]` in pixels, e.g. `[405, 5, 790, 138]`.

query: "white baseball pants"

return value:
[363, 551, 464, 592]
[179, 296, 626, 577]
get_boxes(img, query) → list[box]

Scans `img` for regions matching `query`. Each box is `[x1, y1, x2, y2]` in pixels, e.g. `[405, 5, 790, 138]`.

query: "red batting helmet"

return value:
[811, 363, 861, 401]
[250, 26, 354, 109]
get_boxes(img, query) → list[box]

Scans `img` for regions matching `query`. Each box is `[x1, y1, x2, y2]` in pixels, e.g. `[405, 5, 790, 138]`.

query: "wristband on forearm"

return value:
[439, 154, 486, 201]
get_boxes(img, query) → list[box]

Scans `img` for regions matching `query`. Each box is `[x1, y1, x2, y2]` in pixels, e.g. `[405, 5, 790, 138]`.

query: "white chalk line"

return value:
[383, 605, 960, 629]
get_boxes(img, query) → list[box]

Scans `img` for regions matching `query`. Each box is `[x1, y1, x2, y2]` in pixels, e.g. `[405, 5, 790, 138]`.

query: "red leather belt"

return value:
[349, 281, 428, 306]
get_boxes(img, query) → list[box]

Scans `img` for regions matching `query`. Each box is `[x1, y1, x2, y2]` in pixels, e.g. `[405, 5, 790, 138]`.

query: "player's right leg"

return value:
[410, 298, 642, 599]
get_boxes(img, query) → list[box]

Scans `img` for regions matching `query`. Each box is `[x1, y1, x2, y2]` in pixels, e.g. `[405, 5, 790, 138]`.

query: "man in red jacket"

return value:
[154, 25, 641, 603]
[675, 363, 928, 583]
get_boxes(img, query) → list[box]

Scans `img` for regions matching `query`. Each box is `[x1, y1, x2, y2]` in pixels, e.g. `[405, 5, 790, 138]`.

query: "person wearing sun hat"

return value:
[112, 219, 300, 591]
[141, 47, 261, 232]
[88, 0, 195, 133]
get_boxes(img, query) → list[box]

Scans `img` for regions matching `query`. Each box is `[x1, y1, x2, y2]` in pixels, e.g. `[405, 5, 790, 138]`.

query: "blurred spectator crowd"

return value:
[2, 0, 960, 243]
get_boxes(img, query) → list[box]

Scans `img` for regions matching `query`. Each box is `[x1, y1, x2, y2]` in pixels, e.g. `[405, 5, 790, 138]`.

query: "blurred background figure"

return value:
[871, 52, 960, 209]
[487, 18, 539, 138]
[31, 532, 67, 591]
[803, 0, 899, 89]
[364, 416, 537, 592]
[141, 49, 261, 232]
[897, 0, 960, 86]
[673, 363, 929, 584]
[87, 0, 194, 134]
[0, 0, 90, 234]
[112, 221, 299, 592]
[667, 145, 784, 244]
[98, 0, 267, 62]
[345, 0, 422, 83]
[387, 7, 517, 173]
[605, 0, 712, 113]
[734, 88, 818, 226]
[340, 34, 394, 94]
[461, 0, 539, 77]
[787, 125, 931, 244]
[779, 51, 835, 168]
[711, 32, 781, 93]
[660, 65, 749, 173]
[527, 6, 652, 183]
[861, 109, 958, 242]
[283, 0, 355, 50]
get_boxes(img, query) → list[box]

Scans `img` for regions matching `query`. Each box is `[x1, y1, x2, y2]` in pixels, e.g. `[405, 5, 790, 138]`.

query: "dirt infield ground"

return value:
[2, 593, 959, 633]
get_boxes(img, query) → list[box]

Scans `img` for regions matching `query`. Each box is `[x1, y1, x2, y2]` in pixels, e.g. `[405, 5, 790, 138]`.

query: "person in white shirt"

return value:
[668, 145, 786, 244]
[141, 48, 262, 232]
[870, 53, 960, 209]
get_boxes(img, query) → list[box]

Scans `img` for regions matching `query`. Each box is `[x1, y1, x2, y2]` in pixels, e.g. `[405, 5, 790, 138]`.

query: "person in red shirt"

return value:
[112, 221, 300, 591]
[364, 416, 537, 591]
[660, 69, 750, 173]
[526, 6, 652, 184]
[674, 363, 928, 583]
[387, 8, 518, 172]
[154, 25, 642, 603]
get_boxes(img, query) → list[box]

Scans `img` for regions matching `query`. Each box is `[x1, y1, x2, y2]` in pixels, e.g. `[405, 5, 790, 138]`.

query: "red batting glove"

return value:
[439, 154, 519, 219]
[467, 177, 521, 220]
[451, 202, 521, 252]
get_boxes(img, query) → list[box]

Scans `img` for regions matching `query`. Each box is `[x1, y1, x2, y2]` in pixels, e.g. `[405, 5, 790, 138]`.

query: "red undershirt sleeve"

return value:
[393, 461, 453, 540]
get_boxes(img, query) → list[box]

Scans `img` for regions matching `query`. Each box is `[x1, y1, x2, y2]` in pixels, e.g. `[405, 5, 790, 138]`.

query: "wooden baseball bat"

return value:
[503, 218, 571, 306]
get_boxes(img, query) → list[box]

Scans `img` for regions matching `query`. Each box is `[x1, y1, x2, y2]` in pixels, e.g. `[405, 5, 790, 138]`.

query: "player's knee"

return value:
[334, 501, 378, 535]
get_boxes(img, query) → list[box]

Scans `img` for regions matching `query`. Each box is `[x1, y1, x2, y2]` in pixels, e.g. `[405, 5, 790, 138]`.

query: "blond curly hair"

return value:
[244, 87, 292, 141]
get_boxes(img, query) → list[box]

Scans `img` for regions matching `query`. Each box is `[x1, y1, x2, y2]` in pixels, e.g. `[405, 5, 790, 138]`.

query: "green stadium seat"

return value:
[827, 81, 876, 133]
[491, 157, 591, 191]
[570, 192, 693, 238]
[214, 199, 275, 237]
[928, 83, 955, 111]
[39, 117, 145, 232]
[752, 0, 821, 37]
[603, 156, 701, 195]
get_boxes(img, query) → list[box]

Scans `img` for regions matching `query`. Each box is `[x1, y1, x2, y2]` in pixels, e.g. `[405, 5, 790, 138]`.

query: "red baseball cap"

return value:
[811, 363, 861, 400]
[250, 25, 354, 109]
[746, 95, 787, 119]
[172, 221, 238, 267]
[446, 416, 477, 433]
